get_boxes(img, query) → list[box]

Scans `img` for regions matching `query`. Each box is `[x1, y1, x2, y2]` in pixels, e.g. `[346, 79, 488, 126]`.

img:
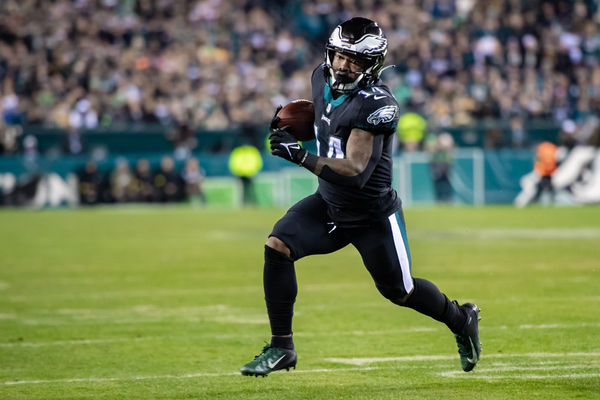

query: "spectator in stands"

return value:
[132, 158, 154, 203]
[0, 118, 20, 154]
[428, 132, 455, 203]
[182, 157, 206, 206]
[509, 115, 527, 149]
[167, 121, 198, 160]
[153, 155, 182, 203]
[78, 161, 102, 205]
[66, 98, 98, 155]
[1, 83, 22, 127]
[110, 159, 134, 203]
[22, 134, 38, 164]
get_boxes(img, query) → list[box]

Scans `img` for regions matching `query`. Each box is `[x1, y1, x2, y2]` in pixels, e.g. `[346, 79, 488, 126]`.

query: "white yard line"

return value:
[518, 322, 600, 329]
[440, 372, 600, 380]
[2, 367, 383, 386]
[2, 322, 599, 347]
[454, 364, 600, 374]
[4, 353, 600, 386]
[411, 228, 600, 240]
[6, 286, 263, 302]
[295, 327, 439, 337]
[325, 351, 600, 366]
[7, 290, 600, 304]
[0, 337, 152, 348]
[3, 372, 238, 386]
[325, 354, 459, 364]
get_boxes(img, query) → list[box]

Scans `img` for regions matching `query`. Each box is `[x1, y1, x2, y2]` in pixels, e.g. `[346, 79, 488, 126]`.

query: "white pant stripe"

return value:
[388, 213, 414, 294]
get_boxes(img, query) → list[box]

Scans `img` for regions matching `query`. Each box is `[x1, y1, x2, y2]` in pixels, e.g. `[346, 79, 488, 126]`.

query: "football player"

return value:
[240, 17, 481, 377]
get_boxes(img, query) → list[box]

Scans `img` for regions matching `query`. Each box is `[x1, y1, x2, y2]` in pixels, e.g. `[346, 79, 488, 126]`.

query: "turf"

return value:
[1, 205, 599, 399]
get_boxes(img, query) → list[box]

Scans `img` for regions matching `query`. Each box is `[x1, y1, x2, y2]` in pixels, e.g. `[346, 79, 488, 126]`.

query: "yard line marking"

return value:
[2, 367, 385, 386]
[5, 283, 368, 302]
[519, 322, 600, 329]
[440, 372, 600, 380]
[217, 327, 437, 340]
[2, 372, 238, 386]
[8, 290, 600, 303]
[325, 351, 600, 366]
[296, 327, 438, 337]
[0, 337, 153, 348]
[465, 364, 600, 373]
[0, 328, 439, 347]
[3, 322, 598, 346]
[208, 315, 268, 324]
[326, 355, 455, 365]
[5, 361, 599, 386]
[7, 287, 264, 302]
[411, 228, 600, 240]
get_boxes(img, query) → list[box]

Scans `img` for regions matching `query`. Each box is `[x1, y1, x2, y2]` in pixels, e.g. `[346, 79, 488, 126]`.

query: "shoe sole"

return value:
[241, 364, 296, 377]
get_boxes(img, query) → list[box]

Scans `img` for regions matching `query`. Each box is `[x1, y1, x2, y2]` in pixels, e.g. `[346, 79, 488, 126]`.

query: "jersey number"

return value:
[327, 137, 345, 159]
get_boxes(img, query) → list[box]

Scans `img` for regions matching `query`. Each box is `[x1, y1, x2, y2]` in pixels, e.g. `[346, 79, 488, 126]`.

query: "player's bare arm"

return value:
[312, 128, 376, 176]
[313, 128, 384, 189]
[269, 124, 384, 189]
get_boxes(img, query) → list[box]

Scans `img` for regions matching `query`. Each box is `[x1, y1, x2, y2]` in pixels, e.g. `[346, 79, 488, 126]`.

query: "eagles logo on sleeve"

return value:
[367, 105, 398, 125]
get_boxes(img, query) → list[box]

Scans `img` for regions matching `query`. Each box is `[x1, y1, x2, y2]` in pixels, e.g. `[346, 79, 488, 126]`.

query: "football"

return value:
[276, 99, 315, 141]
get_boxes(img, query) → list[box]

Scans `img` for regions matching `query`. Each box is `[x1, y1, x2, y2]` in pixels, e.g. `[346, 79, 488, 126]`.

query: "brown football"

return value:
[276, 99, 315, 141]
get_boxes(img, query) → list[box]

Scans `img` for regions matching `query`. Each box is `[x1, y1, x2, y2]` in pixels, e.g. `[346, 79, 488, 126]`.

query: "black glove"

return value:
[269, 128, 307, 165]
[270, 105, 283, 131]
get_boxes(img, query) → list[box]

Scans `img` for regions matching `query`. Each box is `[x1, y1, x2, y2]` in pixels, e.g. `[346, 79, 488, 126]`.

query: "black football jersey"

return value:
[311, 64, 401, 225]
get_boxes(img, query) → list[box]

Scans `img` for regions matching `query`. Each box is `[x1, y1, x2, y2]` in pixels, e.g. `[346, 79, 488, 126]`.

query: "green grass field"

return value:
[1, 205, 599, 399]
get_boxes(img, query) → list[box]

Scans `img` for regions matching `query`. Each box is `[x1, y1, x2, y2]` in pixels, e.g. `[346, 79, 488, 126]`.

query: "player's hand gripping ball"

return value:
[269, 127, 307, 165]
[272, 99, 315, 141]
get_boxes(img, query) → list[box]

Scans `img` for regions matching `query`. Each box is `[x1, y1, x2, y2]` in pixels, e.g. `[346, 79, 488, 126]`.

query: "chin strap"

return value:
[325, 64, 368, 93]
[330, 72, 365, 93]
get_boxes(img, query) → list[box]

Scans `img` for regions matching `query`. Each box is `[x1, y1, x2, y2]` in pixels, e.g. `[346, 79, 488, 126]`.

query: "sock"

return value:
[404, 278, 467, 333]
[263, 245, 297, 337]
[271, 335, 294, 350]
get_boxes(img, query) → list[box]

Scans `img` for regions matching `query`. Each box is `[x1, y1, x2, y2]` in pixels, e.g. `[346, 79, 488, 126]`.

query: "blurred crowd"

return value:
[0, 154, 207, 206]
[1, 0, 600, 152]
[78, 155, 205, 205]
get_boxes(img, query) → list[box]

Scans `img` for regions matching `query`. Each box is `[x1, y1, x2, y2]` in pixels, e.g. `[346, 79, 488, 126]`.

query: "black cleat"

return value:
[454, 302, 482, 372]
[240, 344, 297, 377]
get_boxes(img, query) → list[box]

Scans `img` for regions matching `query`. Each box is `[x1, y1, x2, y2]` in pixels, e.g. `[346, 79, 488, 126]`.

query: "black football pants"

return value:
[264, 193, 465, 336]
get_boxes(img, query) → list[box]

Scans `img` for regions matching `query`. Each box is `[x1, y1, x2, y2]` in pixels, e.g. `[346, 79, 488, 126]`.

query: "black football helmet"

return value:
[325, 17, 388, 93]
